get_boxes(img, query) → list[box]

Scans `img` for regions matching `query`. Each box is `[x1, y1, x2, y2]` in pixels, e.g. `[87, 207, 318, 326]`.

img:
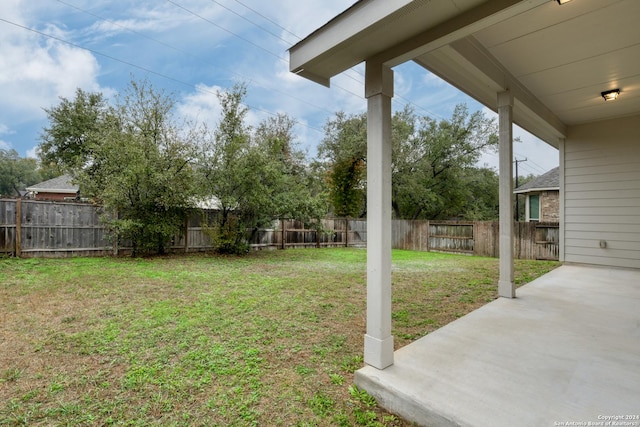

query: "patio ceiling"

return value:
[289, 0, 640, 147]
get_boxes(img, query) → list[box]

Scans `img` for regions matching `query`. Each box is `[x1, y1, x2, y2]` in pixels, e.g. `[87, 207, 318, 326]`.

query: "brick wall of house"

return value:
[540, 190, 559, 222]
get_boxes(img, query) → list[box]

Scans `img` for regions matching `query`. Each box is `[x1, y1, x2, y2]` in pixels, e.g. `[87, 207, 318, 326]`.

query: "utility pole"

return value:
[514, 158, 527, 221]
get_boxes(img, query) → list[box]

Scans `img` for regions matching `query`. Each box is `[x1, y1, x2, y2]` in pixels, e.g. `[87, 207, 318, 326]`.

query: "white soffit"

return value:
[471, 0, 640, 127]
[290, 0, 640, 145]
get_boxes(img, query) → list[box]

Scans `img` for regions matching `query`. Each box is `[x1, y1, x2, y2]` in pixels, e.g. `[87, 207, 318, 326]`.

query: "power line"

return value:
[208, 0, 297, 46]
[55, 0, 336, 117]
[166, 0, 286, 62]
[220, 0, 444, 120]
[11, 0, 483, 149]
[164, 0, 368, 104]
[231, 0, 300, 41]
[0, 17, 325, 135]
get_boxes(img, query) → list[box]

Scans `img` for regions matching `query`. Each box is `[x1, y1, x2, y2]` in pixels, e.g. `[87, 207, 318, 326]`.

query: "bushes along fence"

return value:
[0, 199, 558, 260]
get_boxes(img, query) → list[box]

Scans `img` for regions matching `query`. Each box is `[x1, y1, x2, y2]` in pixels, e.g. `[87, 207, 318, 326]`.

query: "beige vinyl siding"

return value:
[563, 114, 640, 269]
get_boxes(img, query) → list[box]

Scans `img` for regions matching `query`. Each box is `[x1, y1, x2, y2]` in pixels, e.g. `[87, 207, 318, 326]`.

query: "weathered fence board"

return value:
[0, 199, 17, 254]
[535, 223, 560, 260]
[0, 199, 559, 260]
[393, 220, 429, 252]
[473, 221, 499, 257]
[428, 221, 474, 254]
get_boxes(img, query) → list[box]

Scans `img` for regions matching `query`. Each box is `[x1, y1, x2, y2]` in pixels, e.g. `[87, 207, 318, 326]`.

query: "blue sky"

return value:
[0, 0, 557, 177]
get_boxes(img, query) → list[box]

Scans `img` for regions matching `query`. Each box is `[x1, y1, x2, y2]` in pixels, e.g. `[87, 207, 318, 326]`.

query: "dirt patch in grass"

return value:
[0, 249, 559, 426]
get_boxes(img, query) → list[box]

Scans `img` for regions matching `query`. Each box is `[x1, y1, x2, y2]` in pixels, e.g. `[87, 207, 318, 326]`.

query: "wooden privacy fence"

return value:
[0, 199, 112, 257]
[392, 220, 559, 260]
[0, 199, 558, 260]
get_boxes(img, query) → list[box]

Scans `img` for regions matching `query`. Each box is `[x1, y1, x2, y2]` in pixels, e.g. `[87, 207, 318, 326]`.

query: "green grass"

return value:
[0, 249, 559, 426]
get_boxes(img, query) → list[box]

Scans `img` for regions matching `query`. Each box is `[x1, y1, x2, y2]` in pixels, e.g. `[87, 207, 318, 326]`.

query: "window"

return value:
[529, 194, 540, 221]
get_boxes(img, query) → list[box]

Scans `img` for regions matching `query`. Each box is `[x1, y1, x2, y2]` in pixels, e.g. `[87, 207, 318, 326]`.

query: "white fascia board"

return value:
[289, 0, 412, 84]
[25, 187, 77, 193]
[514, 187, 560, 194]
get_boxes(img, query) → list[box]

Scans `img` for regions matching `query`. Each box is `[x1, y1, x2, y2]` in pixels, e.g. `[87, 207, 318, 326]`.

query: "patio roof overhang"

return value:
[289, 0, 640, 374]
[289, 0, 640, 148]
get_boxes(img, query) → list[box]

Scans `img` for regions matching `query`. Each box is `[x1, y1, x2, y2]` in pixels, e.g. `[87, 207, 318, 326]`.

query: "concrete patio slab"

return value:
[355, 265, 640, 427]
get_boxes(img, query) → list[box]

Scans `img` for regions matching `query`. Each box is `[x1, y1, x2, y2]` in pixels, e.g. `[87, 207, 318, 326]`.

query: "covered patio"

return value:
[290, 0, 640, 425]
[355, 264, 640, 426]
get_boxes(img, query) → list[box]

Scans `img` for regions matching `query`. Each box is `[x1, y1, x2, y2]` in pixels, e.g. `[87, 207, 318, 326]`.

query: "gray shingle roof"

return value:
[514, 167, 559, 194]
[26, 174, 79, 193]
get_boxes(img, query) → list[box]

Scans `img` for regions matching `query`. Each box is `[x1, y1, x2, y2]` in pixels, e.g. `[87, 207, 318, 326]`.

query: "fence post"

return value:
[281, 219, 286, 250]
[426, 220, 430, 252]
[184, 216, 190, 253]
[345, 218, 349, 248]
[15, 199, 21, 257]
[112, 209, 119, 256]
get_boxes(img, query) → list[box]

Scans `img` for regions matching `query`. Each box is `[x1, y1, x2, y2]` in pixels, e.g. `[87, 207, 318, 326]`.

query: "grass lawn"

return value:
[0, 249, 559, 426]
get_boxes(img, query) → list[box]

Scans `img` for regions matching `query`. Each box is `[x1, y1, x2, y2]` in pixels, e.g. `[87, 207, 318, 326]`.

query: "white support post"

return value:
[364, 61, 394, 369]
[498, 91, 515, 298]
[558, 138, 565, 262]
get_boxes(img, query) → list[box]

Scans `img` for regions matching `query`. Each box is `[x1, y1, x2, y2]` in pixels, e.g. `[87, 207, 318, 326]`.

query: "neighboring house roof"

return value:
[26, 175, 79, 194]
[514, 167, 559, 194]
[196, 196, 223, 210]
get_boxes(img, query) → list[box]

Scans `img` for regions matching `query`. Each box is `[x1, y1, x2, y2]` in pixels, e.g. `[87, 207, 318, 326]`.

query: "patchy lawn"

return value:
[0, 249, 559, 426]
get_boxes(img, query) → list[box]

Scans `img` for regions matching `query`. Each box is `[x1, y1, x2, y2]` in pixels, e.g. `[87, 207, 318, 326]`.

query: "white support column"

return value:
[558, 138, 565, 263]
[498, 91, 515, 298]
[364, 61, 394, 369]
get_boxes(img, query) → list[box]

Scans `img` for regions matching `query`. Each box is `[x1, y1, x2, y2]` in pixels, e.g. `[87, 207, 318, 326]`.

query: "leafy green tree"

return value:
[318, 112, 367, 217]
[253, 113, 327, 221]
[459, 167, 499, 220]
[39, 88, 109, 172]
[41, 80, 197, 256]
[0, 149, 42, 197]
[199, 84, 326, 254]
[393, 105, 498, 219]
[318, 104, 499, 220]
[326, 157, 366, 217]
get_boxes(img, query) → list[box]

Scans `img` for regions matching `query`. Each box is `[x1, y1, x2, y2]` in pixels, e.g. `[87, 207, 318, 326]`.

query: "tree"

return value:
[393, 104, 498, 219]
[0, 149, 42, 197]
[39, 88, 109, 172]
[459, 167, 499, 220]
[253, 113, 327, 222]
[318, 112, 367, 217]
[317, 104, 499, 220]
[198, 84, 326, 254]
[41, 80, 197, 256]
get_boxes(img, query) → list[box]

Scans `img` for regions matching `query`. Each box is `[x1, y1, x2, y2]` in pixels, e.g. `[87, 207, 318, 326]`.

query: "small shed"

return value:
[514, 167, 559, 222]
[25, 175, 79, 201]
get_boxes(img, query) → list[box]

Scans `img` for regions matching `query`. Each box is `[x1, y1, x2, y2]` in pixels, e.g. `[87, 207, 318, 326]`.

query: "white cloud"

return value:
[262, 0, 356, 41]
[0, 121, 15, 151]
[176, 83, 224, 129]
[85, 2, 218, 39]
[26, 146, 38, 159]
[0, 1, 107, 125]
[0, 123, 14, 135]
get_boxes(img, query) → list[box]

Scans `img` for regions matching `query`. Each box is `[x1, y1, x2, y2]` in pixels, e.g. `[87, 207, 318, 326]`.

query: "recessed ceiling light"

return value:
[601, 89, 620, 101]
[557, 0, 572, 4]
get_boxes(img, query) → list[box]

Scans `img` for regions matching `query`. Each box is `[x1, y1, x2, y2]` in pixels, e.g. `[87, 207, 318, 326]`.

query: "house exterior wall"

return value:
[563, 114, 640, 269]
[524, 191, 559, 222]
[540, 191, 559, 223]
